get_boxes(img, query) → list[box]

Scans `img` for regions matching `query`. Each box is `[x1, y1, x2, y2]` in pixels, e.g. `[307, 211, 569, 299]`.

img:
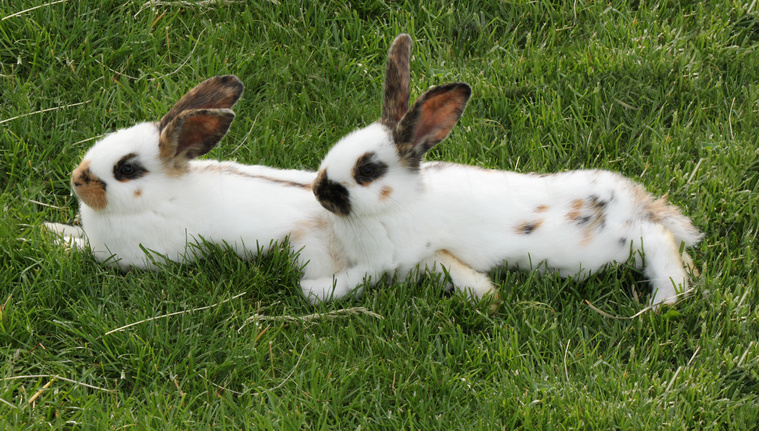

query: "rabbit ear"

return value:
[380, 34, 412, 128]
[159, 75, 243, 131]
[393, 82, 471, 168]
[158, 109, 236, 169]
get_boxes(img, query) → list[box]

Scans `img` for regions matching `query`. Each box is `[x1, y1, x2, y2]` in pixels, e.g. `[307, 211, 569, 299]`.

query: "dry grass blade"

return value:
[1, 374, 114, 393]
[27, 379, 54, 405]
[585, 289, 691, 319]
[103, 291, 246, 336]
[2, 0, 69, 21]
[238, 307, 383, 332]
[0, 101, 89, 125]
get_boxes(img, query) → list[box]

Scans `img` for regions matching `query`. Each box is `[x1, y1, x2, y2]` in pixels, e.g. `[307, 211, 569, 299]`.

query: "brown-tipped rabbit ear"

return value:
[393, 82, 471, 168]
[159, 75, 244, 131]
[159, 109, 236, 170]
[380, 34, 412, 128]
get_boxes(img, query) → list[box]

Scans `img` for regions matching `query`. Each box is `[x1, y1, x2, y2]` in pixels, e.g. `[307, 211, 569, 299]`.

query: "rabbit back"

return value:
[423, 163, 701, 283]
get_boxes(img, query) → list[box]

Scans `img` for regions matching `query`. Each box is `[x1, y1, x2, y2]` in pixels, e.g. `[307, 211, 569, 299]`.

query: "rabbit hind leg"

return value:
[637, 222, 691, 308]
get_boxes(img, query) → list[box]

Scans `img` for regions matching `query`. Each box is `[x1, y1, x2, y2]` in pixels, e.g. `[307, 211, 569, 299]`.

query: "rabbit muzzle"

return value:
[313, 171, 351, 216]
[71, 160, 108, 210]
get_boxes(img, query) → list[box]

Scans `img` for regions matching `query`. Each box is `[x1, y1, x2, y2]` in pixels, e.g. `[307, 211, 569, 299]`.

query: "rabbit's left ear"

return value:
[159, 75, 243, 131]
[159, 109, 236, 169]
[393, 82, 471, 168]
[156, 75, 243, 170]
[380, 34, 412, 128]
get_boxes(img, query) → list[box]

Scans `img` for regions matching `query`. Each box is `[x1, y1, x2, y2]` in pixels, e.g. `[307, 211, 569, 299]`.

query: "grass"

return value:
[1, 0, 758, 428]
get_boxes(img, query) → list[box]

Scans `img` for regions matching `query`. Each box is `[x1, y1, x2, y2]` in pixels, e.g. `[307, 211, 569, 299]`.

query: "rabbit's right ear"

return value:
[158, 76, 244, 170]
[393, 82, 471, 169]
[380, 34, 412, 128]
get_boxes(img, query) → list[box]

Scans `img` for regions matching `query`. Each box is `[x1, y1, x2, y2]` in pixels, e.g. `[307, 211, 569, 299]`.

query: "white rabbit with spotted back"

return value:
[45, 75, 337, 281]
[303, 34, 702, 308]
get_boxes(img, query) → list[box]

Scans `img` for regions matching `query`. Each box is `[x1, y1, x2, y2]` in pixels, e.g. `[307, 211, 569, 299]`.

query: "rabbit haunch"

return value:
[48, 75, 335, 276]
[420, 164, 701, 279]
[306, 33, 701, 307]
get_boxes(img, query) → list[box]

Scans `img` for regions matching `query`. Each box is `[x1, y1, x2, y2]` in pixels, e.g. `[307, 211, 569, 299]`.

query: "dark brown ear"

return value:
[158, 109, 236, 169]
[159, 75, 243, 131]
[393, 82, 471, 168]
[380, 34, 412, 128]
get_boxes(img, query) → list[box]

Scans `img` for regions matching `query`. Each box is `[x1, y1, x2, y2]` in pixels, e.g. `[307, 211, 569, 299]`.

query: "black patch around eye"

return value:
[353, 152, 388, 186]
[114, 153, 148, 182]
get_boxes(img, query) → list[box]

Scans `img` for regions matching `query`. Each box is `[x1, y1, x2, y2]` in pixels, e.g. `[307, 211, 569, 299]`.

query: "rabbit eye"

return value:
[358, 164, 377, 178]
[114, 154, 148, 181]
[120, 164, 135, 175]
[353, 152, 388, 185]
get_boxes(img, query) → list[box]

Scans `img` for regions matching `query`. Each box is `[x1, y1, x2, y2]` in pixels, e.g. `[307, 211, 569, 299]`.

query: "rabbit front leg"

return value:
[43, 222, 87, 249]
[419, 250, 498, 302]
[300, 265, 386, 305]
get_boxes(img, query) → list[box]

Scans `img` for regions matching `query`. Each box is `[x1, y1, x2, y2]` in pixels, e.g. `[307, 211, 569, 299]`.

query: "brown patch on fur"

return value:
[379, 186, 393, 201]
[535, 205, 549, 213]
[629, 185, 674, 224]
[380, 34, 412, 128]
[422, 161, 492, 173]
[194, 164, 312, 189]
[134, 189, 142, 198]
[566, 196, 607, 246]
[515, 219, 544, 235]
[630, 186, 702, 245]
[636, 190, 684, 225]
[566, 199, 584, 221]
[72, 160, 108, 210]
[290, 217, 328, 243]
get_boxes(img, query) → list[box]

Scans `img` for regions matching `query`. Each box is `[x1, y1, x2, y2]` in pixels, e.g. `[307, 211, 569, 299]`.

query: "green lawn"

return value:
[2, 0, 758, 428]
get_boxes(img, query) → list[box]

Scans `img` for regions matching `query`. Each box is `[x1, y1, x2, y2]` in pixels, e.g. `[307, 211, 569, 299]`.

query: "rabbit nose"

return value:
[72, 164, 99, 188]
[313, 171, 351, 216]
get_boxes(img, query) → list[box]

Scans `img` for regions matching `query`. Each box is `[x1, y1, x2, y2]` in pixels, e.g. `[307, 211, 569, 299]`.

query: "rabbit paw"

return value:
[43, 222, 86, 249]
[300, 277, 339, 305]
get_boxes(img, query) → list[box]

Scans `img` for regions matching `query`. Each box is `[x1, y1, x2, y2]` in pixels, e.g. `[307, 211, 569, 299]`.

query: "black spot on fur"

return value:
[522, 223, 539, 234]
[588, 194, 607, 208]
[114, 153, 149, 182]
[576, 215, 592, 225]
[618, 237, 628, 247]
[516, 219, 544, 235]
[313, 171, 351, 216]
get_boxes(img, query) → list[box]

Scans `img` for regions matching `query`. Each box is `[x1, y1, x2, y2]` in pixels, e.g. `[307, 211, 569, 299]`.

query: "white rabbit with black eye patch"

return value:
[45, 75, 337, 282]
[304, 34, 703, 308]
